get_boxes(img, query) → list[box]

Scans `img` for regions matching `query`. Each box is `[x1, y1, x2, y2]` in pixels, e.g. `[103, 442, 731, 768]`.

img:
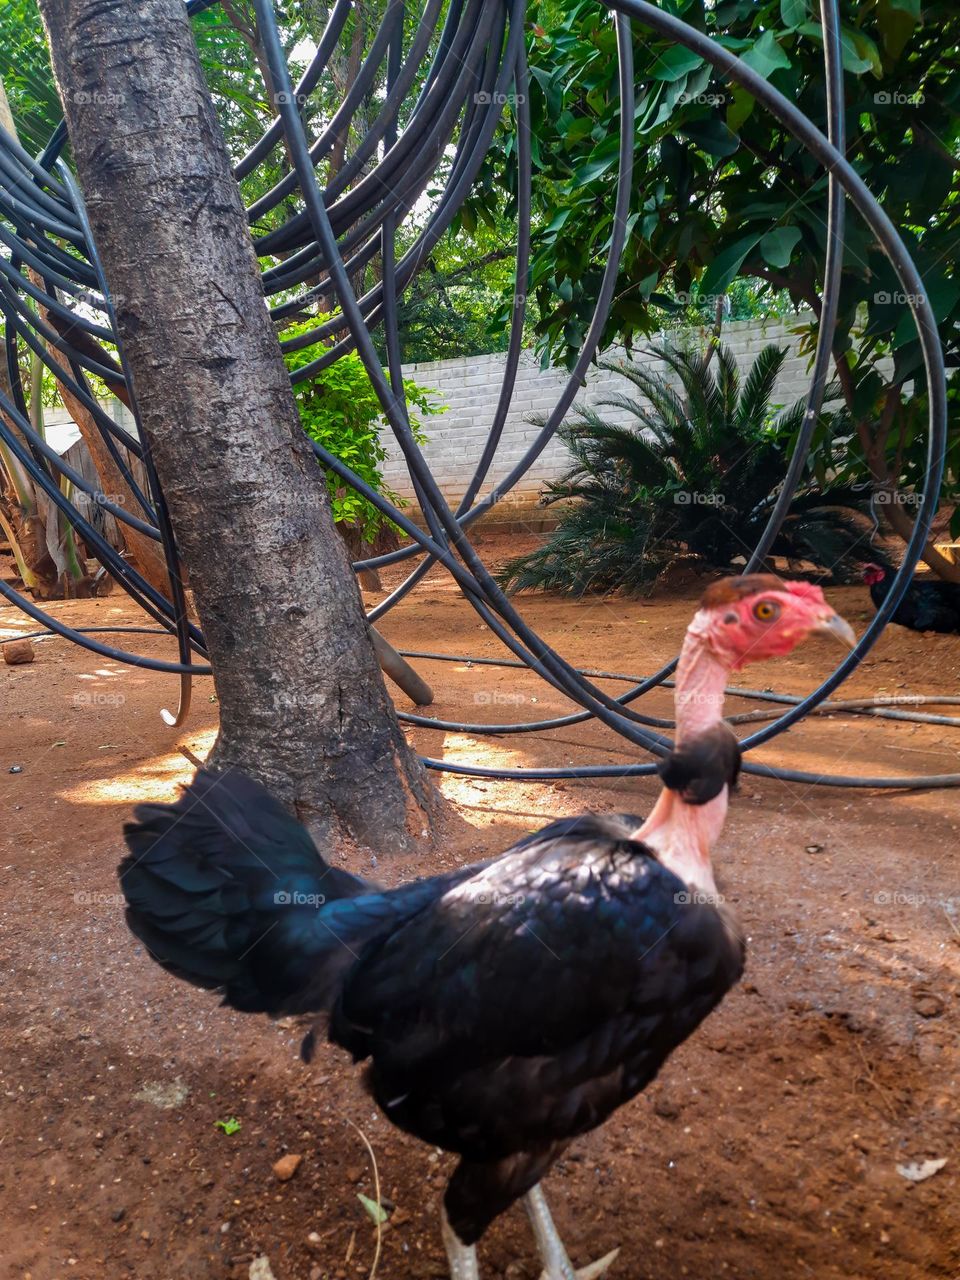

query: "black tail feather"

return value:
[119, 768, 370, 1012]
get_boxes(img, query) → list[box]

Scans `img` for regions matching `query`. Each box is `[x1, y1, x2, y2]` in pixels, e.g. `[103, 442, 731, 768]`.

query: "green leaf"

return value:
[850, 30, 883, 76]
[215, 1117, 241, 1136]
[876, 0, 920, 58]
[528, 64, 562, 117]
[681, 118, 740, 158]
[760, 226, 802, 269]
[741, 32, 792, 80]
[649, 46, 704, 82]
[888, 0, 921, 15]
[575, 134, 621, 184]
[839, 27, 878, 73]
[358, 1194, 388, 1225]
[698, 234, 762, 297]
[780, 0, 808, 28]
[564, 116, 595, 144]
[892, 277, 960, 347]
[542, 206, 574, 236]
[726, 87, 756, 132]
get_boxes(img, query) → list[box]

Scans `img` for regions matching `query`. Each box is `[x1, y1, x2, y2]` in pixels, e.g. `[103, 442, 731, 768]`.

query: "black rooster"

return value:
[119, 577, 854, 1279]
[864, 562, 960, 634]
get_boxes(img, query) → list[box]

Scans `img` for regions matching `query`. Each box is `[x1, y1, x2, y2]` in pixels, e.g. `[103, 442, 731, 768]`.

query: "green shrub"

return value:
[281, 318, 442, 543]
[499, 342, 879, 596]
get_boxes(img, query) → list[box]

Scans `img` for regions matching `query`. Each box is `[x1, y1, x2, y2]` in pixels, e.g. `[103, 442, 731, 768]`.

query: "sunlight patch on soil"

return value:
[56, 731, 216, 806]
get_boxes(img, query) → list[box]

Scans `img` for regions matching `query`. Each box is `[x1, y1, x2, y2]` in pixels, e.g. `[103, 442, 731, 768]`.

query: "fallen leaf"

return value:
[357, 1193, 388, 1225]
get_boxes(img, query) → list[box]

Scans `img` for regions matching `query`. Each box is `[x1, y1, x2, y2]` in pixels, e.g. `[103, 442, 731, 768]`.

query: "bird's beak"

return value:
[813, 610, 857, 649]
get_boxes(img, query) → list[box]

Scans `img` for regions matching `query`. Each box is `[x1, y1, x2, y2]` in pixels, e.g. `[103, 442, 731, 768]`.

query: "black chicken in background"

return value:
[119, 577, 855, 1280]
[864, 562, 960, 634]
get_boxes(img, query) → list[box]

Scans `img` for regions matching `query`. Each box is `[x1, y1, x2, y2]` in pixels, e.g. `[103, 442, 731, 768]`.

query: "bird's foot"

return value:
[441, 1203, 480, 1280]
[526, 1184, 620, 1280]
[537, 1244, 619, 1274]
[537, 1246, 621, 1280]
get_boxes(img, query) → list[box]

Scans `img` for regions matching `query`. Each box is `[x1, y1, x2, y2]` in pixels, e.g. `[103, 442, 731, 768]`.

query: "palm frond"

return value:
[737, 344, 787, 436]
[504, 339, 866, 596]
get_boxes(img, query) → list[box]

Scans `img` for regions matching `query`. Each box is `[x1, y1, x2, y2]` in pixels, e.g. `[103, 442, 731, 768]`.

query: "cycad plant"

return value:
[500, 342, 880, 596]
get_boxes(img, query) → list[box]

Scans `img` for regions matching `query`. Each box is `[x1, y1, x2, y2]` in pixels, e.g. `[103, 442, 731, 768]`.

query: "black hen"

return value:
[864, 562, 960, 634]
[120, 752, 742, 1277]
[119, 572, 857, 1278]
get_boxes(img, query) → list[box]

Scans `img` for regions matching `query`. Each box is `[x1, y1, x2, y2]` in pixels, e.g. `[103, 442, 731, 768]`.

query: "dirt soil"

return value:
[2, 531, 959, 1280]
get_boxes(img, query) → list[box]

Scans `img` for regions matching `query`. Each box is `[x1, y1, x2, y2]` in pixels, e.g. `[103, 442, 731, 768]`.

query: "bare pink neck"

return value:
[632, 615, 730, 895]
[674, 610, 729, 741]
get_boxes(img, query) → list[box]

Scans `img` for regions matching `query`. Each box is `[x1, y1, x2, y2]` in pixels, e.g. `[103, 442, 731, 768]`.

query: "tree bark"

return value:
[37, 0, 435, 851]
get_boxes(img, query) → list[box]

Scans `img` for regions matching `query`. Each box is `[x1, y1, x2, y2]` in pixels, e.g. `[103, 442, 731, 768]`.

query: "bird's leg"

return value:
[441, 1204, 480, 1280]
[524, 1183, 620, 1280]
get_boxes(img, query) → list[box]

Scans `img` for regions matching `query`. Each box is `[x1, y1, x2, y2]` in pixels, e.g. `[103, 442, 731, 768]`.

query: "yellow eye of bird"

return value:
[753, 600, 779, 622]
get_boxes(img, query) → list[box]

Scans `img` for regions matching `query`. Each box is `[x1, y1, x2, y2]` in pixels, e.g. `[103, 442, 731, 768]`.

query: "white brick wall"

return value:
[387, 314, 830, 514]
[44, 315, 872, 526]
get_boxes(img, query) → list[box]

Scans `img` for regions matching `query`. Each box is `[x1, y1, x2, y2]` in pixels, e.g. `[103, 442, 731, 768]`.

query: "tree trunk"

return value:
[37, 0, 435, 851]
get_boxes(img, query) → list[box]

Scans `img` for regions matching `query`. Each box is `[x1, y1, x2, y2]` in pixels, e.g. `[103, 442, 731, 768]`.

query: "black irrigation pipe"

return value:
[0, 392, 205, 653]
[0, 123, 69, 199]
[0, 286, 150, 503]
[367, 47, 533, 625]
[233, 0, 354, 183]
[256, 0, 495, 263]
[0, 2, 954, 789]
[267, 0, 502, 343]
[355, 0, 844, 593]
[0, 393, 159, 540]
[246, 0, 430, 227]
[259, 0, 681, 755]
[10, 620, 960, 727]
[261, 0, 954, 782]
[610, 0, 947, 753]
[0, 579, 211, 674]
[0, 279, 145, 459]
[420, 755, 960, 789]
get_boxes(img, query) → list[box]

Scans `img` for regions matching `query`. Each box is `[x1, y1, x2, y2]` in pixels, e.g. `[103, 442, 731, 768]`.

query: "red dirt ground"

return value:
[2, 533, 959, 1280]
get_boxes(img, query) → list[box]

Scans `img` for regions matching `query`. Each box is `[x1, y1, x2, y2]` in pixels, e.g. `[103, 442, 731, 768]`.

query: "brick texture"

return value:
[387, 314, 848, 518]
